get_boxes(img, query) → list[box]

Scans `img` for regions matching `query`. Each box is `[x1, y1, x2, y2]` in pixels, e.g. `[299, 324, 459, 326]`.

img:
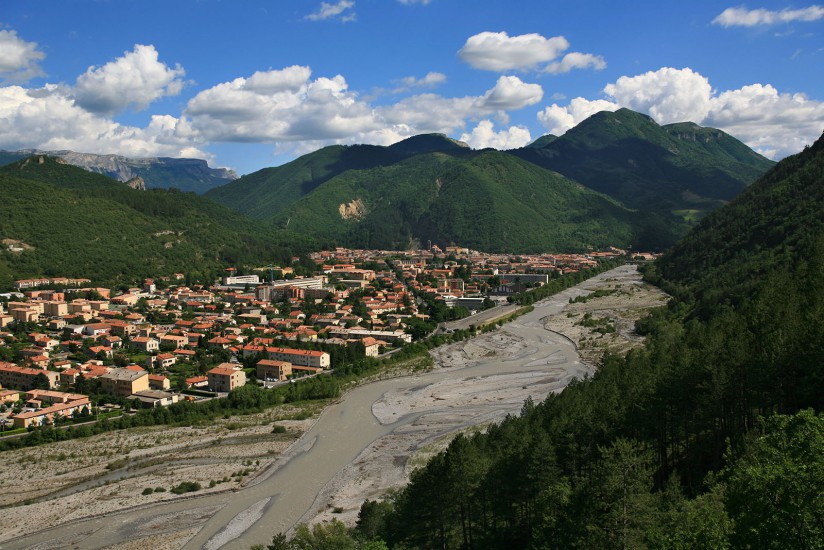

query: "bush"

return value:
[141, 487, 153, 495]
[272, 424, 287, 434]
[170, 481, 201, 494]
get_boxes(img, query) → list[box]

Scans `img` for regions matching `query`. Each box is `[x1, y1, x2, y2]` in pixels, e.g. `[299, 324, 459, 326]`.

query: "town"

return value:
[0, 246, 643, 433]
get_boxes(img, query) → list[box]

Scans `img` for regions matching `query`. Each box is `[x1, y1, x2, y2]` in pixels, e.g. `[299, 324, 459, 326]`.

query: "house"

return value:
[99, 369, 149, 397]
[82, 323, 110, 337]
[207, 364, 246, 392]
[256, 359, 292, 381]
[185, 375, 209, 388]
[24, 389, 86, 405]
[132, 390, 178, 408]
[12, 397, 90, 428]
[130, 337, 159, 353]
[0, 389, 20, 404]
[0, 363, 59, 390]
[361, 337, 382, 357]
[148, 374, 171, 391]
[258, 346, 331, 369]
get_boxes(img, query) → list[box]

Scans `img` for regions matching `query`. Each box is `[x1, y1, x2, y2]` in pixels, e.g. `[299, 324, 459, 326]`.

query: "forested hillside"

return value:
[0, 157, 314, 288]
[511, 108, 774, 219]
[337, 133, 824, 548]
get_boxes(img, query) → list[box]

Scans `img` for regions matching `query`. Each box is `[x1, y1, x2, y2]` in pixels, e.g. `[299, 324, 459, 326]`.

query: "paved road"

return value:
[1, 266, 636, 550]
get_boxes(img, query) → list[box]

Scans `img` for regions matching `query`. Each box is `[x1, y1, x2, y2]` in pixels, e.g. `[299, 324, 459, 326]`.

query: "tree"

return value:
[32, 372, 51, 390]
[725, 410, 824, 549]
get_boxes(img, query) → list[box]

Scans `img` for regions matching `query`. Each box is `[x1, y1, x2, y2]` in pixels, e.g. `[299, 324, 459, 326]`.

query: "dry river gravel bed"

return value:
[0, 264, 666, 550]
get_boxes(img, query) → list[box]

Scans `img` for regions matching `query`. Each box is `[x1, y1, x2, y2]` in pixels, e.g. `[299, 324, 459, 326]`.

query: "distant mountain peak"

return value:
[0, 149, 237, 194]
[389, 133, 470, 156]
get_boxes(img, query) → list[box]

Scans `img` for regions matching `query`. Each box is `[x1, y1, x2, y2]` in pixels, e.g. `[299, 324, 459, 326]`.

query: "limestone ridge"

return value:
[0, 150, 237, 194]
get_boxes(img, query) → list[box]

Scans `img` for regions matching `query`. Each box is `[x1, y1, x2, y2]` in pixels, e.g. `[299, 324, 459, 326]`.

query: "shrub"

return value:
[170, 481, 202, 494]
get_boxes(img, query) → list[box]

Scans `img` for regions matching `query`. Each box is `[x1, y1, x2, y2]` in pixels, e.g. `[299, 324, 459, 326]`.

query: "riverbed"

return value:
[0, 265, 653, 550]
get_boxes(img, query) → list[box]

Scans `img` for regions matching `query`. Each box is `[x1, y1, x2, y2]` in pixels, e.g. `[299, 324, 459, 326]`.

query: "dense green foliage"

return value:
[0, 156, 314, 288]
[346, 133, 824, 548]
[512, 108, 774, 218]
[207, 111, 771, 252]
[215, 144, 673, 251]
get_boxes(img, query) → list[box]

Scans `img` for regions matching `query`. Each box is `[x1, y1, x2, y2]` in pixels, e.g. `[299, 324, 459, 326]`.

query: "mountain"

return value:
[653, 130, 824, 313]
[365, 133, 824, 550]
[511, 108, 775, 220]
[204, 133, 469, 220]
[210, 137, 682, 252]
[206, 111, 770, 252]
[0, 156, 311, 288]
[0, 149, 237, 194]
[207, 130, 687, 251]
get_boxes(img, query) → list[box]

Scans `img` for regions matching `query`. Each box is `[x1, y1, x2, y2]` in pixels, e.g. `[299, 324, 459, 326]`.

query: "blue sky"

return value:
[2, 0, 823, 175]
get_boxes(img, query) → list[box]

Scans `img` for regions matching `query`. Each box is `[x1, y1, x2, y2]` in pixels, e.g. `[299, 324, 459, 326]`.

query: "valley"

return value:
[0, 265, 662, 550]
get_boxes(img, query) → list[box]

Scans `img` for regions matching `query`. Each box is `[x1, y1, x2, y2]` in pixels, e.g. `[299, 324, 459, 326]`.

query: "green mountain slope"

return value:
[368, 133, 824, 549]
[204, 134, 468, 221]
[511, 108, 774, 219]
[0, 156, 312, 288]
[271, 150, 679, 252]
[653, 130, 824, 313]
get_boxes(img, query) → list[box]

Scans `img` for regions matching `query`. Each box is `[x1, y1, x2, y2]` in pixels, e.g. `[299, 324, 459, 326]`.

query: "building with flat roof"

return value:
[100, 369, 150, 397]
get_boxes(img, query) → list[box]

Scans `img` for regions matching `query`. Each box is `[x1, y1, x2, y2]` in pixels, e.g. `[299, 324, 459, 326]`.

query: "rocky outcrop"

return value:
[126, 176, 146, 190]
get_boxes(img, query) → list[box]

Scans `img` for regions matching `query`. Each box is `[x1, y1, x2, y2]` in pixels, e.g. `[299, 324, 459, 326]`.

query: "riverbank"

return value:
[0, 265, 665, 550]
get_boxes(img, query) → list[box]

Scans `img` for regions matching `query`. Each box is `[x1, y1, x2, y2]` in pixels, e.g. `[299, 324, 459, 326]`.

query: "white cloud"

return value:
[397, 71, 447, 89]
[537, 66, 824, 159]
[713, 5, 824, 26]
[305, 1, 356, 22]
[74, 44, 185, 115]
[186, 68, 543, 145]
[708, 84, 824, 158]
[604, 67, 713, 124]
[398, 0, 432, 4]
[545, 52, 606, 74]
[0, 84, 207, 159]
[480, 76, 543, 110]
[458, 31, 569, 71]
[0, 29, 45, 83]
[537, 98, 619, 135]
[460, 120, 531, 150]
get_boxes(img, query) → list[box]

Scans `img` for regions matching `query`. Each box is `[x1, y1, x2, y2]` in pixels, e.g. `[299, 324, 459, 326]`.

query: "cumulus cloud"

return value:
[74, 44, 185, 115]
[0, 84, 208, 159]
[604, 67, 713, 124]
[713, 5, 824, 26]
[459, 120, 531, 150]
[186, 67, 543, 145]
[458, 31, 606, 75]
[537, 66, 824, 158]
[537, 97, 620, 135]
[480, 75, 543, 110]
[545, 52, 606, 74]
[0, 29, 45, 83]
[458, 31, 570, 71]
[708, 83, 824, 158]
[305, 1, 356, 22]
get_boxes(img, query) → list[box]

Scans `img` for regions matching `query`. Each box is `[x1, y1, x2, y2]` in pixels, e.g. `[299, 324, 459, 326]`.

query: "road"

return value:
[0, 266, 634, 550]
